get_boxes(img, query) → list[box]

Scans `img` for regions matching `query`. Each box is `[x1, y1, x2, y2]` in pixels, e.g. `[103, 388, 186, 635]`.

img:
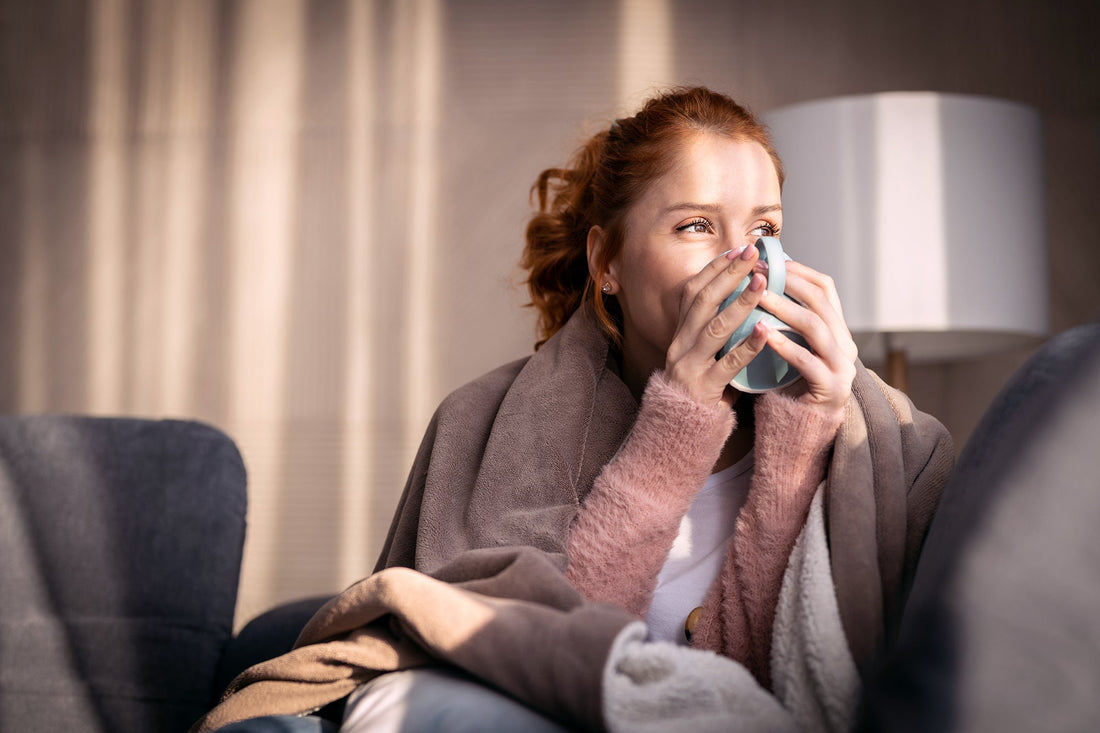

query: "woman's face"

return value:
[602, 133, 783, 377]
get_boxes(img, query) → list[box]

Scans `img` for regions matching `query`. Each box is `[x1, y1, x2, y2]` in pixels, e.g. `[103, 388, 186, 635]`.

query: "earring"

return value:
[601, 282, 612, 294]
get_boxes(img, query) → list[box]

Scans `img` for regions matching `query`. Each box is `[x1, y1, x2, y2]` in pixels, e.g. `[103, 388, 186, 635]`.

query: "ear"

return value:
[587, 225, 618, 291]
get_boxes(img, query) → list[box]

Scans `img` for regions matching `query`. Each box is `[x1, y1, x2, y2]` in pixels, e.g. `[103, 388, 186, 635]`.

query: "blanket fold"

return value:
[191, 547, 635, 733]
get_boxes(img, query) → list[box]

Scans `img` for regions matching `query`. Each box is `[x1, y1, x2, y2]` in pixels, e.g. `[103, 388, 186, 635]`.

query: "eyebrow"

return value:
[663, 202, 782, 217]
[752, 204, 783, 217]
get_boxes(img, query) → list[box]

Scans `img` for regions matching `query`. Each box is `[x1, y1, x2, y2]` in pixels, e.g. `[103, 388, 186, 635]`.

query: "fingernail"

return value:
[726, 247, 745, 260]
[740, 245, 756, 261]
[754, 321, 769, 337]
[748, 273, 765, 291]
[754, 260, 769, 271]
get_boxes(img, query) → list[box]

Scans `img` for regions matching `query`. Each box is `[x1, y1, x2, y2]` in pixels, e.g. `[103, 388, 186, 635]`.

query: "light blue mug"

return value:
[716, 236, 809, 393]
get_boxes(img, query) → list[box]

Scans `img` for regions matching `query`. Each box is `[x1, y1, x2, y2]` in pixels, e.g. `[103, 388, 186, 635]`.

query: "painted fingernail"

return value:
[748, 273, 765, 291]
[740, 245, 756, 261]
[754, 260, 769, 271]
[726, 246, 745, 260]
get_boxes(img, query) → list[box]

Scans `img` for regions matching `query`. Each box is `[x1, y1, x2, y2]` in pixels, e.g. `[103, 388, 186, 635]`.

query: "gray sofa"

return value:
[859, 321, 1100, 731]
[0, 417, 251, 732]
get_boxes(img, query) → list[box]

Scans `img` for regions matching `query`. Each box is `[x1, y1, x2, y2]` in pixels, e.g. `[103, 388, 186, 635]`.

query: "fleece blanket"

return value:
[193, 307, 951, 731]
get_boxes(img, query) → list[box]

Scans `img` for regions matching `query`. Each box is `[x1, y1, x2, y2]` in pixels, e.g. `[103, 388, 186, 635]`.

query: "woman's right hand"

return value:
[664, 245, 772, 407]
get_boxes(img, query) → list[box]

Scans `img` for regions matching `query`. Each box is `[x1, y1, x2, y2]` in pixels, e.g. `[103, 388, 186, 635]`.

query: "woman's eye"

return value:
[750, 222, 779, 237]
[677, 218, 713, 234]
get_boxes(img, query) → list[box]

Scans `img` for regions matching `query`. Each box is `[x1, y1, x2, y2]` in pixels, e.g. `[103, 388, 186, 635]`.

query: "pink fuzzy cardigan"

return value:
[565, 371, 844, 687]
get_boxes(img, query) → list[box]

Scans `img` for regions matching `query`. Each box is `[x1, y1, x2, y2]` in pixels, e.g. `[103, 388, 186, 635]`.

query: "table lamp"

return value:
[763, 92, 1048, 391]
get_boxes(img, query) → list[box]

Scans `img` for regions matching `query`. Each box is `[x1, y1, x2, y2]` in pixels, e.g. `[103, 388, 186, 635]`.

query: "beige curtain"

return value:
[0, 0, 674, 622]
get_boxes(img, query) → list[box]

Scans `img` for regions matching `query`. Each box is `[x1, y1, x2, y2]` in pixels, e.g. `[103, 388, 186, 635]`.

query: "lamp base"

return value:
[886, 347, 909, 393]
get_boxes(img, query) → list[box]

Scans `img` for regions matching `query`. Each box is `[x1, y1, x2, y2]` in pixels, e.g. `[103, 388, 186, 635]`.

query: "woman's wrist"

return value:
[750, 389, 844, 515]
[620, 370, 736, 499]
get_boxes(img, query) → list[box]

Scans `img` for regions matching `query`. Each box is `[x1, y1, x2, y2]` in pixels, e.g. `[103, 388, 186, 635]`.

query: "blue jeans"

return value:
[213, 715, 337, 732]
[341, 667, 570, 733]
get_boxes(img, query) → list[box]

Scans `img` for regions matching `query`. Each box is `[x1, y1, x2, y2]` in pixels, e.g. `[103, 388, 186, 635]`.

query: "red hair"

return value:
[520, 86, 784, 348]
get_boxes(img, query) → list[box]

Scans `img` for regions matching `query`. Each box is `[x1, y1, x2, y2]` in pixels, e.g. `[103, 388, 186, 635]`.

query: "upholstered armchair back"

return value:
[0, 416, 247, 733]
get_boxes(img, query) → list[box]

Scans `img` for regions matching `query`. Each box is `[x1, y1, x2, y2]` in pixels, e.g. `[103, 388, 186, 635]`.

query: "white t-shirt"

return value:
[644, 451, 754, 644]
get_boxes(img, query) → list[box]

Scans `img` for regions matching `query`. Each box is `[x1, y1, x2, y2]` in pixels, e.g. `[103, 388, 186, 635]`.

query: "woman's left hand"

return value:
[757, 260, 858, 413]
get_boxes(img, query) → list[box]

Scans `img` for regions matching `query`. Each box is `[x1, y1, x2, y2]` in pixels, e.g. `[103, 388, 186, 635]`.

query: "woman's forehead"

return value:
[636, 136, 781, 211]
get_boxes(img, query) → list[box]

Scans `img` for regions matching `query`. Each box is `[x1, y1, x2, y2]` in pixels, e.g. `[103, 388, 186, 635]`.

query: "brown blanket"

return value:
[193, 308, 953, 731]
[192, 548, 632, 732]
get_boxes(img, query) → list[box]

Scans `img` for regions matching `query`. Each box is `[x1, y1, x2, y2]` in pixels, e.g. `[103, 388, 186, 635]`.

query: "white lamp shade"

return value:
[764, 92, 1048, 363]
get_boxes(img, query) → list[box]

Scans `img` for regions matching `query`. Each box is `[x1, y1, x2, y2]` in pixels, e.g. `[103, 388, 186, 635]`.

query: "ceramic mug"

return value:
[716, 236, 809, 393]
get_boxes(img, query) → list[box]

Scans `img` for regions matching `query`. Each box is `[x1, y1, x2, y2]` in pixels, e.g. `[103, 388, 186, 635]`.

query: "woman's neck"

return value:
[618, 335, 662, 403]
[714, 391, 754, 472]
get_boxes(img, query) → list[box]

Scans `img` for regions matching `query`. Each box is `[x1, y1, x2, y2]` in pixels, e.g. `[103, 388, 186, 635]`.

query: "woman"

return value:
[197, 87, 953, 733]
[534, 89, 857, 679]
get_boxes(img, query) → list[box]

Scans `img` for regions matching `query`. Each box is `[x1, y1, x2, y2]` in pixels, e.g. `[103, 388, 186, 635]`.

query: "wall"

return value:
[1, 0, 1097, 623]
